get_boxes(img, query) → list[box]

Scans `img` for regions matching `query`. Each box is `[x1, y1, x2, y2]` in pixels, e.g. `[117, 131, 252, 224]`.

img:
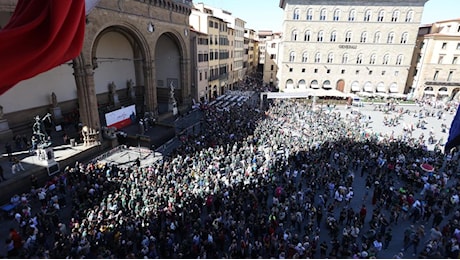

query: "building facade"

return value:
[0, 0, 193, 141]
[278, 0, 428, 95]
[258, 31, 283, 87]
[409, 19, 460, 101]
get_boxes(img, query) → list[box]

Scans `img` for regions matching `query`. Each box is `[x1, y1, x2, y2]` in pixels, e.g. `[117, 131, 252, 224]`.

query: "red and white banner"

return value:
[105, 105, 136, 130]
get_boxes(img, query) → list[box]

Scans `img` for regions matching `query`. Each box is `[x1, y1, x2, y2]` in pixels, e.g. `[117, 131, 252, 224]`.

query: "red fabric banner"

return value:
[0, 0, 86, 95]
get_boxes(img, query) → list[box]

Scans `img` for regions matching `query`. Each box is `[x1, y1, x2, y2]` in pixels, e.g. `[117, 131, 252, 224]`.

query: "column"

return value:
[143, 60, 157, 116]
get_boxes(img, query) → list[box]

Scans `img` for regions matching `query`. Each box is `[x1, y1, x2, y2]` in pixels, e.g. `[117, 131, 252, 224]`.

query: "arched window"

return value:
[342, 53, 349, 64]
[320, 8, 327, 20]
[348, 9, 356, 21]
[391, 10, 399, 22]
[311, 80, 319, 89]
[286, 79, 294, 89]
[315, 52, 321, 63]
[360, 32, 367, 43]
[396, 54, 403, 65]
[383, 54, 390, 65]
[327, 53, 334, 63]
[364, 10, 371, 21]
[302, 52, 308, 63]
[333, 9, 340, 21]
[387, 32, 395, 43]
[400, 32, 408, 44]
[374, 32, 381, 43]
[317, 31, 324, 42]
[356, 53, 363, 64]
[370, 54, 376, 64]
[306, 8, 313, 20]
[304, 30, 311, 41]
[291, 30, 298, 41]
[345, 31, 352, 42]
[293, 8, 300, 20]
[377, 10, 385, 22]
[289, 51, 296, 62]
[330, 31, 337, 42]
[405, 11, 414, 22]
[298, 80, 306, 89]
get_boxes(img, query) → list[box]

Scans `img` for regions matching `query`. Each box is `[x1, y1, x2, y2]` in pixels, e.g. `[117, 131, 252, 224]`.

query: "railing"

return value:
[172, 0, 193, 6]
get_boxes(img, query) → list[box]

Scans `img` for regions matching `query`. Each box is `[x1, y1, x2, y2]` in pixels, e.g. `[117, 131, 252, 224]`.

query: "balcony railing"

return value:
[425, 80, 460, 87]
[172, 0, 193, 6]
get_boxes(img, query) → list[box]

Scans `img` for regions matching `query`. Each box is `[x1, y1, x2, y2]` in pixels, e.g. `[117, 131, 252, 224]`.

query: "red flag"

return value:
[0, 0, 86, 95]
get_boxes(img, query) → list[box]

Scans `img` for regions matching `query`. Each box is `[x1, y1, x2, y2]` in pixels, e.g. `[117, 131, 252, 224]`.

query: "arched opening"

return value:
[451, 88, 460, 101]
[363, 81, 373, 93]
[322, 80, 332, 89]
[155, 33, 182, 115]
[350, 81, 360, 92]
[310, 80, 319, 89]
[423, 86, 435, 96]
[376, 82, 386, 93]
[286, 79, 294, 89]
[336, 79, 345, 92]
[298, 79, 306, 89]
[389, 82, 398, 93]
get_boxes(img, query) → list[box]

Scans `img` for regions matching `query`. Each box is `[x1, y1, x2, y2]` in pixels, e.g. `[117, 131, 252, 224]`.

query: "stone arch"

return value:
[336, 79, 345, 92]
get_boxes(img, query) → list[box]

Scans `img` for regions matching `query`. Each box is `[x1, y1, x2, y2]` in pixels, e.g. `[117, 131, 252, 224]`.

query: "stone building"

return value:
[0, 0, 192, 140]
[277, 0, 428, 96]
[408, 19, 460, 101]
[258, 31, 283, 88]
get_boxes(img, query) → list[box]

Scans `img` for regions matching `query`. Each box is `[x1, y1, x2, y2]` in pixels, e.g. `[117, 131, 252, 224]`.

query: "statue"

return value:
[51, 92, 58, 108]
[127, 79, 135, 100]
[109, 81, 120, 106]
[169, 80, 178, 115]
[32, 113, 52, 148]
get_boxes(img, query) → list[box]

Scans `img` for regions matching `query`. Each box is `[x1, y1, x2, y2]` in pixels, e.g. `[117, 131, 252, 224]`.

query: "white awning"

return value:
[322, 83, 332, 89]
[364, 82, 373, 92]
[286, 82, 294, 88]
[351, 83, 360, 92]
[438, 91, 449, 96]
[298, 81, 306, 88]
[376, 83, 386, 93]
[389, 84, 399, 93]
[424, 90, 435, 95]
[311, 82, 320, 89]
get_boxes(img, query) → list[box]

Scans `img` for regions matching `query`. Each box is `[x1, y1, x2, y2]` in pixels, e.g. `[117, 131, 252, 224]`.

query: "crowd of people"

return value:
[3, 79, 460, 259]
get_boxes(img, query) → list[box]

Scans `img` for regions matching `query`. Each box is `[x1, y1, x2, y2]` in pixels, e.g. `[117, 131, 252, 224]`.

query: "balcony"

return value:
[209, 73, 228, 81]
[172, 0, 193, 6]
[425, 80, 460, 87]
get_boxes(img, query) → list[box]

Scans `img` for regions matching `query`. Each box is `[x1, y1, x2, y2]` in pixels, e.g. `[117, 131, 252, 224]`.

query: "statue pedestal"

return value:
[0, 119, 13, 142]
[36, 147, 60, 175]
[113, 94, 120, 107]
[51, 107, 62, 120]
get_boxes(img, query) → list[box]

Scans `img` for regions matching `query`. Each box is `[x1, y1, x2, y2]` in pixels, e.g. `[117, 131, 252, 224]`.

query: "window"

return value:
[342, 53, 349, 64]
[302, 68, 306, 72]
[391, 10, 399, 22]
[302, 52, 308, 63]
[377, 10, 384, 22]
[271, 43, 276, 48]
[383, 54, 389, 65]
[405, 11, 414, 22]
[438, 55, 444, 64]
[327, 69, 331, 73]
[315, 53, 321, 63]
[317, 31, 324, 42]
[345, 31, 352, 42]
[314, 68, 318, 73]
[453, 56, 458, 64]
[270, 65, 274, 71]
[364, 10, 371, 21]
[396, 55, 403, 65]
[360, 32, 367, 43]
[341, 69, 345, 74]
[209, 21, 213, 27]
[348, 9, 356, 21]
[330, 31, 337, 42]
[291, 30, 298, 41]
[400, 32, 408, 44]
[369, 70, 373, 75]
[205, 71, 207, 79]
[289, 51, 296, 62]
[293, 8, 300, 20]
[355, 70, 360, 75]
[387, 32, 395, 43]
[327, 53, 334, 63]
[374, 32, 381, 43]
[457, 43, 460, 50]
[304, 30, 311, 41]
[306, 8, 313, 20]
[333, 9, 340, 21]
[448, 71, 454, 81]
[356, 54, 363, 64]
[370, 54, 376, 64]
[442, 42, 447, 49]
[381, 71, 386, 75]
[199, 72, 202, 81]
[433, 70, 439, 80]
[270, 54, 276, 59]
[394, 71, 399, 76]
[320, 9, 327, 20]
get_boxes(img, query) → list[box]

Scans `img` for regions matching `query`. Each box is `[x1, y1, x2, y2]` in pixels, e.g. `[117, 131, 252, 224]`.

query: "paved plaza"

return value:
[0, 99, 459, 258]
